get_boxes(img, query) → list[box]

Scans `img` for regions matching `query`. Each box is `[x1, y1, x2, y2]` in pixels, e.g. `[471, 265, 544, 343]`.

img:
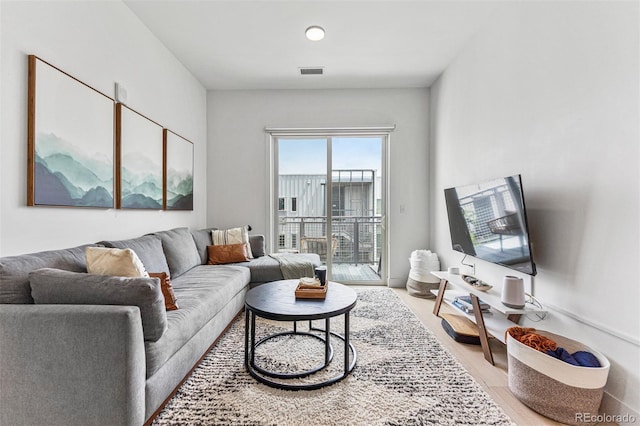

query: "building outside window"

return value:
[278, 197, 286, 211]
[291, 197, 297, 212]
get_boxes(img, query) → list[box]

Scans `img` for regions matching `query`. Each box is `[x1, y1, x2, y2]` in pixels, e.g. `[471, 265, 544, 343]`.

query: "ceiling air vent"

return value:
[299, 67, 324, 76]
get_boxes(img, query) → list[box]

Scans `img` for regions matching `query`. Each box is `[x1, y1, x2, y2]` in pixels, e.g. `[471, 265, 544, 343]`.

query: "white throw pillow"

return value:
[211, 226, 254, 259]
[86, 247, 149, 277]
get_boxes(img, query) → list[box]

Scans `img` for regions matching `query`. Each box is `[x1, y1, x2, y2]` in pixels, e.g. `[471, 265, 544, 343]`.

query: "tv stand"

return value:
[430, 271, 546, 365]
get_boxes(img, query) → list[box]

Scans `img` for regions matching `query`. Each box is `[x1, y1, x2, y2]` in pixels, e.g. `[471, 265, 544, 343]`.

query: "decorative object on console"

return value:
[163, 129, 194, 211]
[501, 275, 525, 309]
[211, 226, 253, 258]
[27, 55, 114, 208]
[115, 103, 164, 209]
[207, 243, 249, 265]
[461, 274, 493, 291]
[452, 295, 490, 314]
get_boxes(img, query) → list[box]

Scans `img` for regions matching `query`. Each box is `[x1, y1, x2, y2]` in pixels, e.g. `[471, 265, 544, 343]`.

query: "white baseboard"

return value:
[388, 277, 405, 288]
[599, 392, 639, 424]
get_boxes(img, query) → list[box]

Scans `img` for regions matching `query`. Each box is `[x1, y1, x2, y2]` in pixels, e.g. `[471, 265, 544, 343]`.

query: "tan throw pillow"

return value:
[207, 244, 249, 265]
[211, 226, 254, 259]
[149, 272, 179, 311]
[86, 247, 149, 277]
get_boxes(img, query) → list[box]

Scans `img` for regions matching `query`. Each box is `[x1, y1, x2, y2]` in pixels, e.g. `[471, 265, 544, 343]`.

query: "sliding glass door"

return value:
[272, 133, 387, 285]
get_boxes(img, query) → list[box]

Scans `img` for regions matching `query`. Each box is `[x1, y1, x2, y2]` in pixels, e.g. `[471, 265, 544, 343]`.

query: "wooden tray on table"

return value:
[295, 279, 327, 299]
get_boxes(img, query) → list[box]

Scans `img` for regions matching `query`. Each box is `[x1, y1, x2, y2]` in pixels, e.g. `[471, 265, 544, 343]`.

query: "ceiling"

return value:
[124, 1, 500, 91]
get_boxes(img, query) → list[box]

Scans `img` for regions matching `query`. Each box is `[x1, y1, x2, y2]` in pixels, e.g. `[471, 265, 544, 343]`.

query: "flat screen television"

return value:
[444, 174, 537, 275]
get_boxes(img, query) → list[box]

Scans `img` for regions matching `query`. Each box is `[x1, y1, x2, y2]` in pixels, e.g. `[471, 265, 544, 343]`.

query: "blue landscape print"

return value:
[166, 131, 193, 210]
[120, 151, 163, 209]
[119, 105, 163, 209]
[31, 56, 114, 208]
[34, 132, 113, 207]
[166, 168, 193, 209]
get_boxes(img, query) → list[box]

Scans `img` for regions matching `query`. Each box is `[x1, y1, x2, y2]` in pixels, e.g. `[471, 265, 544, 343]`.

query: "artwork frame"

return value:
[115, 104, 164, 209]
[27, 55, 115, 208]
[163, 129, 194, 211]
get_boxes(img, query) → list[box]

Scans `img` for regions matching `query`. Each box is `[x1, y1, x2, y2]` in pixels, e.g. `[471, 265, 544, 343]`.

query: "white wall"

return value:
[430, 1, 639, 416]
[0, 1, 207, 256]
[208, 89, 429, 286]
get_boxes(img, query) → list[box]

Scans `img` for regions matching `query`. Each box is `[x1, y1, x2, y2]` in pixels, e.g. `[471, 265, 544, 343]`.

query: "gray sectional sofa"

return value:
[0, 227, 320, 426]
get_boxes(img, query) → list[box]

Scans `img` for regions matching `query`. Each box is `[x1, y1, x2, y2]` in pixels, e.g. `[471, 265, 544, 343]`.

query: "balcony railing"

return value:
[278, 216, 382, 265]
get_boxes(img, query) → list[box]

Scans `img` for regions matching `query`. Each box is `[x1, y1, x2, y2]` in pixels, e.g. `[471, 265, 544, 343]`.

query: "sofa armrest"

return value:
[0, 304, 146, 426]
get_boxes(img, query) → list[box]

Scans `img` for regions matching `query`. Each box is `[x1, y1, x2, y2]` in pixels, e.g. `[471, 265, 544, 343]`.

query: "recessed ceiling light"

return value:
[305, 26, 325, 41]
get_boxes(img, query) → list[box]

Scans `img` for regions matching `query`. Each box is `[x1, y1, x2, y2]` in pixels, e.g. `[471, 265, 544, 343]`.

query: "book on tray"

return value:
[452, 296, 490, 314]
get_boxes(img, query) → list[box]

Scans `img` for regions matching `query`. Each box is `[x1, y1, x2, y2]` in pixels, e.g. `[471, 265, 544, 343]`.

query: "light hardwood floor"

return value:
[391, 288, 565, 426]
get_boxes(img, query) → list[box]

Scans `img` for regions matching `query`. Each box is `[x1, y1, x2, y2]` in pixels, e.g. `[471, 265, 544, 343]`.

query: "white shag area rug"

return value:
[153, 288, 514, 425]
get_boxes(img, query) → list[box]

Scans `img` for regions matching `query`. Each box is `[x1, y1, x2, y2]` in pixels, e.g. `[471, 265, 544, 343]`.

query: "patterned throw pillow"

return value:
[207, 243, 249, 265]
[86, 247, 148, 277]
[211, 226, 254, 259]
[149, 272, 179, 311]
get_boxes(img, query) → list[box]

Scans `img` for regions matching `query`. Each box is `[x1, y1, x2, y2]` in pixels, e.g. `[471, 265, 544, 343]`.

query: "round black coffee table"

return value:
[244, 279, 357, 390]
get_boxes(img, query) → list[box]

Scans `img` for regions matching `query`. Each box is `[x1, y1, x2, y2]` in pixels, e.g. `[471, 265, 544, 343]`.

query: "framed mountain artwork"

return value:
[163, 129, 194, 210]
[27, 55, 114, 208]
[116, 104, 163, 209]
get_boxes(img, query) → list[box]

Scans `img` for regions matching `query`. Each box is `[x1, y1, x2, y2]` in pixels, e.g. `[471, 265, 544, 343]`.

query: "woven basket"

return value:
[507, 330, 610, 425]
[405, 277, 438, 298]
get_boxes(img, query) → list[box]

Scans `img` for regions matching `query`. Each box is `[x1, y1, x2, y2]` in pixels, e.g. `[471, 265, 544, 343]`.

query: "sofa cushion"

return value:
[100, 235, 170, 276]
[211, 226, 253, 259]
[152, 228, 201, 278]
[207, 244, 249, 265]
[190, 228, 215, 265]
[248, 235, 266, 258]
[144, 265, 250, 377]
[29, 268, 167, 342]
[0, 244, 99, 304]
[86, 247, 149, 277]
[149, 272, 179, 311]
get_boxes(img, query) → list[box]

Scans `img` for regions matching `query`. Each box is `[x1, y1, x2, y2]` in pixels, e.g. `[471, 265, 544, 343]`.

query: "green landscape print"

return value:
[34, 58, 114, 207]
[165, 130, 194, 210]
[119, 106, 163, 209]
[35, 132, 113, 207]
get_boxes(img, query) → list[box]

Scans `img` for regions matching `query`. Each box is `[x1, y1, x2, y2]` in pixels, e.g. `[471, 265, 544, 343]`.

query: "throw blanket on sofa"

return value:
[269, 253, 316, 279]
